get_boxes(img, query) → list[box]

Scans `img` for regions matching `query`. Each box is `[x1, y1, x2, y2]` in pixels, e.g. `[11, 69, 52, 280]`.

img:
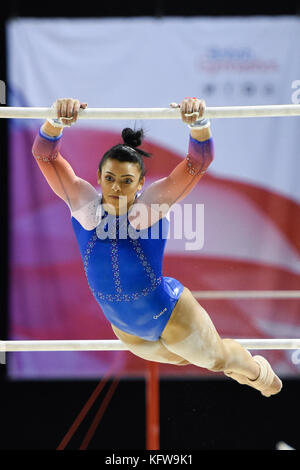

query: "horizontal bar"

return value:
[0, 340, 127, 352]
[236, 339, 300, 350]
[192, 290, 300, 299]
[0, 339, 300, 351]
[1, 104, 300, 120]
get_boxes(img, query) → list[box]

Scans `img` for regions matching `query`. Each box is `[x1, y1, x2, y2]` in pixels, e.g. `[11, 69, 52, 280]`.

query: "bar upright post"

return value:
[146, 361, 160, 450]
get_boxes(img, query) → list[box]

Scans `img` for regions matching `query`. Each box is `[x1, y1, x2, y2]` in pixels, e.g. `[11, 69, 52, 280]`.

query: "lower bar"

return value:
[236, 339, 300, 350]
[1, 339, 300, 351]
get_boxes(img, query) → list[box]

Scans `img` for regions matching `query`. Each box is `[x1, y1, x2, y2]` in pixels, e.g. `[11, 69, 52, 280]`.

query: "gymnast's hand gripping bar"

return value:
[0, 104, 300, 119]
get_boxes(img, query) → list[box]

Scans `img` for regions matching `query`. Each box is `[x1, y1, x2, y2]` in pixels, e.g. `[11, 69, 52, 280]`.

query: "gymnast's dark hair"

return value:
[98, 128, 151, 179]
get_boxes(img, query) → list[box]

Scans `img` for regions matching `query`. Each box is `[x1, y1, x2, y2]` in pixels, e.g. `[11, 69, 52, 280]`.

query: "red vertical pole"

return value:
[146, 361, 160, 450]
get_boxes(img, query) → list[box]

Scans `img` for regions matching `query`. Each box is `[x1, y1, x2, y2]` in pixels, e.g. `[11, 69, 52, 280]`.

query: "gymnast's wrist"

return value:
[188, 118, 210, 129]
[41, 120, 64, 137]
[190, 125, 211, 142]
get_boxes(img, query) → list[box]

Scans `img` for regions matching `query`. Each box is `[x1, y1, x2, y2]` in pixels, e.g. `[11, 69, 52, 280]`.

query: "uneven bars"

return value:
[1, 105, 300, 120]
[1, 339, 300, 351]
[192, 290, 300, 299]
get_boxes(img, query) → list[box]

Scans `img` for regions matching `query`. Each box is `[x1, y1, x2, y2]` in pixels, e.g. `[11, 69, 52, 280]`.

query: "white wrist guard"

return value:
[188, 118, 211, 129]
[47, 102, 74, 128]
[47, 117, 74, 128]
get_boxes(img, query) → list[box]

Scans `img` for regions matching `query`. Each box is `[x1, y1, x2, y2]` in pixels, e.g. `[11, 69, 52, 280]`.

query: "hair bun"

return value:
[122, 128, 144, 148]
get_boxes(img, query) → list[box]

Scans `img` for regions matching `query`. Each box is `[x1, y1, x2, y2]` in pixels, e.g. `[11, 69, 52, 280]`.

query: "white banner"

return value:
[7, 16, 300, 201]
[6, 17, 300, 378]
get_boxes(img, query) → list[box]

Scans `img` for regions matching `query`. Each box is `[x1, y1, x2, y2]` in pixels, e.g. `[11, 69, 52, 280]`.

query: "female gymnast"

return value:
[32, 97, 282, 397]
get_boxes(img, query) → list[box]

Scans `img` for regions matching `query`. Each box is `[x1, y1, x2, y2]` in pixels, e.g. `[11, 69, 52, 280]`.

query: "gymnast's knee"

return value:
[206, 341, 233, 372]
[207, 356, 227, 372]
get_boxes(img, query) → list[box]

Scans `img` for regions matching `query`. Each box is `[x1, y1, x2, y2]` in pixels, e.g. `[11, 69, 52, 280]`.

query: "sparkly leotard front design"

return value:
[71, 201, 184, 341]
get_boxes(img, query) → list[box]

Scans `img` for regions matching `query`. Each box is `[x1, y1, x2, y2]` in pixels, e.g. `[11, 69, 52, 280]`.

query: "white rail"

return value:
[1, 339, 300, 352]
[1, 104, 300, 120]
[192, 290, 300, 299]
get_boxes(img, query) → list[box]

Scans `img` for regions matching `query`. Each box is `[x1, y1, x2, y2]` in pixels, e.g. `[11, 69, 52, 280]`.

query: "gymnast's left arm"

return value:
[165, 98, 213, 203]
[133, 98, 214, 218]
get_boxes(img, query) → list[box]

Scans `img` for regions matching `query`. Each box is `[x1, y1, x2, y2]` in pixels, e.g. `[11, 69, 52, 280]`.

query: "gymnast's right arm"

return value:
[32, 98, 98, 212]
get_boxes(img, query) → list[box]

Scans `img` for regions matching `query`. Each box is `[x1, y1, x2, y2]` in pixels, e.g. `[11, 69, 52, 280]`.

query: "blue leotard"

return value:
[71, 206, 184, 341]
[32, 126, 213, 341]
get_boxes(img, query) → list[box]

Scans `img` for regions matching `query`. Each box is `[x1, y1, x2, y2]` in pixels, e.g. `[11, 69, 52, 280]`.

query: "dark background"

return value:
[1, 1, 300, 452]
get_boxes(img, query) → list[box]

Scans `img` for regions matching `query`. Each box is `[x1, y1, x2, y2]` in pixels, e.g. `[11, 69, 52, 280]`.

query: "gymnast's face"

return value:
[97, 158, 145, 215]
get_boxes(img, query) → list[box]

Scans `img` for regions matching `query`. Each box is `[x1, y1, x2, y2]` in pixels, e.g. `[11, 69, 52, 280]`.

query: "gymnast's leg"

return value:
[160, 287, 282, 397]
[111, 324, 189, 366]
